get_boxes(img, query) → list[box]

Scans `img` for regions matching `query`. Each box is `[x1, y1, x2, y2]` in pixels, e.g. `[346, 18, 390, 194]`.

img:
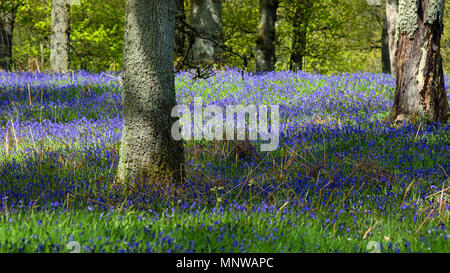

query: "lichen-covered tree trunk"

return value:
[382, 14, 391, 74]
[391, 0, 449, 124]
[386, 0, 398, 75]
[117, 0, 184, 185]
[50, 0, 70, 72]
[256, 0, 278, 72]
[0, 7, 16, 71]
[289, 0, 311, 72]
[175, 0, 186, 62]
[190, 0, 222, 66]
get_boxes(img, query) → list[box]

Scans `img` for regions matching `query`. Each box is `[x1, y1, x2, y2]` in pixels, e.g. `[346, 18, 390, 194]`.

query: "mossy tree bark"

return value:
[50, 0, 70, 72]
[190, 0, 223, 66]
[289, 0, 312, 73]
[390, 0, 449, 124]
[386, 0, 399, 75]
[256, 0, 278, 72]
[117, 0, 184, 186]
[0, 5, 16, 71]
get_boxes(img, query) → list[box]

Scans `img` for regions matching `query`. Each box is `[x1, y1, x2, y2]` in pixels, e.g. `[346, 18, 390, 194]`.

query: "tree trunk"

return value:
[117, 0, 184, 185]
[386, 0, 398, 75]
[175, 0, 186, 62]
[391, 0, 449, 124]
[50, 0, 70, 72]
[256, 0, 278, 72]
[190, 0, 222, 66]
[0, 7, 16, 71]
[289, 0, 311, 72]
[382, 14, 391, 74]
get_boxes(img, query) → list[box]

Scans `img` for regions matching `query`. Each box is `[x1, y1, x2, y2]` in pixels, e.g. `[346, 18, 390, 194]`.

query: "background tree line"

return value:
[2, 0, 450, 74]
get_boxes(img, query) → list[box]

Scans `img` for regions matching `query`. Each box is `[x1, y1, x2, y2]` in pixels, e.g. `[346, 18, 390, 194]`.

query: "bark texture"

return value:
[256, 0, 278, 72]
[190, 0, 222, 66]
[386, 0, 398, 75]
[0, 7, 16, 71]
[289, 0, 311, 72]
[117, 0, 184, 185]
[50, 0, 70, 72]
[391, 0, 448, 124]
[175, 0, 186, 62]
[382, 14, 391, 74]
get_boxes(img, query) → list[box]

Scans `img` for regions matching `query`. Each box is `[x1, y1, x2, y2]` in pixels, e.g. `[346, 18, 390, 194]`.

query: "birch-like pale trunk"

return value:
[50, 0, 70, 72]
[386, 0, 398, 75]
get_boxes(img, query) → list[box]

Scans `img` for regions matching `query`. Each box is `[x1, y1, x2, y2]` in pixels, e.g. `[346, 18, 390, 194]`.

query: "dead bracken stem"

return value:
[416, 181, 449, 234]
[65, 193, 70, 213]
[10, 120, 23, 154]
[401, 180, 418, 208]
[276, 201, 289, 215]
[4, 128, 9, 158]
[437, 164, 449, 179]
[28, 84, 32, 107]
[416, 208, 435, 234]
[362, 220, 382, 240]
[413, 122, 423, 141]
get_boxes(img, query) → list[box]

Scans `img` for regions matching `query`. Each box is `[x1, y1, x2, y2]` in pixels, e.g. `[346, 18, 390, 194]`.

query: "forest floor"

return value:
[0, 69, 448, 252]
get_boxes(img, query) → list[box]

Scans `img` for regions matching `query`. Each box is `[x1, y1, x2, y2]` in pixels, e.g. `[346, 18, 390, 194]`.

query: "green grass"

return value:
[1, 205, 447, 253]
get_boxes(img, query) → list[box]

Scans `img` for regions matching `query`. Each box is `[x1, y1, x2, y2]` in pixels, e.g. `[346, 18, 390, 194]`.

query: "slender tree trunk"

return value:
[190, 0, 222, 66]
[0, 7, 16, 71]
[256, 0, 278, 72]
[50, 0, 70, 72]
[391, 0, 449, 124]
[117, 0, 184, 185]
[175, 0, 186, 62]
[386, 0, 398, 75]
[289, 0, 311, 72]
[382, 14, 391, 74]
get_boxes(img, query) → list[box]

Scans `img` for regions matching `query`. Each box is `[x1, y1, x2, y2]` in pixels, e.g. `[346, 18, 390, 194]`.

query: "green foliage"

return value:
[11, 0, 50, 71]
[222, 0, 387, 74]
[8, 0, 450, 73]
[70, 0, 125, 71]
[12, 0, 124, 72]
[222, 0, 259, 70]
